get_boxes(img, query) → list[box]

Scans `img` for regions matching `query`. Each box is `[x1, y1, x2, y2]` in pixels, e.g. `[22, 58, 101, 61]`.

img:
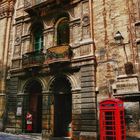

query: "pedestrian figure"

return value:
[26, 112, 32, 132]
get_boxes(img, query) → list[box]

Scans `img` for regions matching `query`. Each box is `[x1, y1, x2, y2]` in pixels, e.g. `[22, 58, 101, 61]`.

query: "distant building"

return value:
[0, 0, 140, 139]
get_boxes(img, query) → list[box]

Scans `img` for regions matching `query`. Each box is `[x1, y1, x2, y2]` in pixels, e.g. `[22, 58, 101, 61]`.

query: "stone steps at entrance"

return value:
[50, 137, 71, 140]
[23, 133, 42, 139]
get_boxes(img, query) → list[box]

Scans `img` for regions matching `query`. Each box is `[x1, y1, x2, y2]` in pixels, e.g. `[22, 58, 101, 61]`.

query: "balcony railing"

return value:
[44, 45, 71, 65]
[24, 0, 50, 10]
[24, 0, 71, 10]
[22, 51, 45, 69]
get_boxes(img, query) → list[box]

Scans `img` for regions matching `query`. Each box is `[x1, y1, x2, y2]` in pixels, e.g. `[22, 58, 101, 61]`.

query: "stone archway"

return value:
[23, 79, 43, 133]
[50, 75, 72, 137]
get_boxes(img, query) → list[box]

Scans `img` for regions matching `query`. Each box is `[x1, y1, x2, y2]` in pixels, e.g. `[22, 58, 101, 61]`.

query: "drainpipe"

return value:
[89, 0, 99, 139]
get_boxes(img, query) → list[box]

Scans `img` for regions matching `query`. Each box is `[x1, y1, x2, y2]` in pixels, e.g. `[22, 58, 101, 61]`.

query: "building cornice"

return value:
[0, 0, 15, 19]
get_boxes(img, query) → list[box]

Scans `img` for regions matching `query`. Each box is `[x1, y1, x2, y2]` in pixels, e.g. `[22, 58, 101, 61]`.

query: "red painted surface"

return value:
[99, 99, 126, 140]
[26, 112, 33, 131]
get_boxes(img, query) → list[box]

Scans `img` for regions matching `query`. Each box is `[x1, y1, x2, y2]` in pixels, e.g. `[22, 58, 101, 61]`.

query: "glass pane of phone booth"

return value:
[99, 99, 126, 140]
[102, 111, 116, 140]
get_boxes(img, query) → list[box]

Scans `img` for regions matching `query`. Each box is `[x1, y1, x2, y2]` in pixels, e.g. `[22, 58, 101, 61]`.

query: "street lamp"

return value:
[114, 31, 124, 45]
[114, 31, 134, 75]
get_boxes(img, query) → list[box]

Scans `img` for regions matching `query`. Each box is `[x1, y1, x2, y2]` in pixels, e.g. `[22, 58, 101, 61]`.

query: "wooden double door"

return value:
[52, 76, 72, 137]
[54, 93, 72, 137]
[29, 92, 42, 133]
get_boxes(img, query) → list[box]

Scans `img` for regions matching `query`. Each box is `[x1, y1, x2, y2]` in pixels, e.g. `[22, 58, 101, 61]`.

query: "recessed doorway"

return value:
[23, 79, 42, 133]
[51, 76, 72, 137]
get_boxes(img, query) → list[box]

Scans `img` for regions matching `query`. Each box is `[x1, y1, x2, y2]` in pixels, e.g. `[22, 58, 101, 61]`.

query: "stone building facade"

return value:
[2, 0, 97, 140]
[0, 0, 15, 130]
[0, 0, 140, 140]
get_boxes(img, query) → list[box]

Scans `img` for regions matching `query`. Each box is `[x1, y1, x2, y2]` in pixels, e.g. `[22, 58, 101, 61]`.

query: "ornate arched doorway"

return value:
[50, 76, 72, 137]
[23, 79, 42, 133]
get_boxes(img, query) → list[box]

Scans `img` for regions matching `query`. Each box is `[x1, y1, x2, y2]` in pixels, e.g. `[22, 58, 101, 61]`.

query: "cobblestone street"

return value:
[0, 132, 41, 140]
[0, 132, 140, 140]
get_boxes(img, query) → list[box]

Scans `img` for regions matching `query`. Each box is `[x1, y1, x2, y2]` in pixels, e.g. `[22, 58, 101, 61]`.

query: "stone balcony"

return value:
[24, 0, 54, 11]
[44, 45, 72, 65]
[22, 50, 45, 69]
[24, 0, 71, 11]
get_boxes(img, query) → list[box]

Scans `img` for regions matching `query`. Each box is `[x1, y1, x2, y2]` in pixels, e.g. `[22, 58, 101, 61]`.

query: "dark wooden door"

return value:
[29, 93, 42, 133]
[54, 94, 72, 137]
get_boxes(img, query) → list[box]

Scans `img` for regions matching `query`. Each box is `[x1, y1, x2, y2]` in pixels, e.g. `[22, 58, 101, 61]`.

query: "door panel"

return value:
[29, 93, 42, 133]
[54, 94, 72, 137]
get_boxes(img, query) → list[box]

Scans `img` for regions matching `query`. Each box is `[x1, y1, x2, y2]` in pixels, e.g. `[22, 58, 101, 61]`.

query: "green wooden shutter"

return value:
[34, 30, 43, 51]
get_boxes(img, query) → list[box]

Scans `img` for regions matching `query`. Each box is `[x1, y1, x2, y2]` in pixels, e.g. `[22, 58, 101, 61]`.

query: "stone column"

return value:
[42, 90, 53, 140]
[72, 89, 81, 140]
[16, 92, 25, 133]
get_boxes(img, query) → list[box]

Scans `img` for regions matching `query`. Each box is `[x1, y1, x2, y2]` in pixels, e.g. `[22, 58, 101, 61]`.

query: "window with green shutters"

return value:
[34, 29, 43, 51]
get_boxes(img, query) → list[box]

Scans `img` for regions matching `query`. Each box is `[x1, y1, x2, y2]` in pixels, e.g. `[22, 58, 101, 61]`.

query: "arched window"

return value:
[32, 22, 43, 51]
[57, 18, 69, 45]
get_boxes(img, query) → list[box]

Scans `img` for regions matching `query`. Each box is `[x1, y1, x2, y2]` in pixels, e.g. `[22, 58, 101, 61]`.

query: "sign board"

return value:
[116, 76, 139, 94]
[16, 107, 22, 116]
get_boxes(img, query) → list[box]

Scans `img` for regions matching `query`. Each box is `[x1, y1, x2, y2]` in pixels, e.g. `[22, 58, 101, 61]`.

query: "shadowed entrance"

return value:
[51, 76, 72, 137]
[23, 80, 42, 133]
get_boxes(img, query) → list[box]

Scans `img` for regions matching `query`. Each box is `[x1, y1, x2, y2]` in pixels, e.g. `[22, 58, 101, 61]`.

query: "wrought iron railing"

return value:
[22, 51, 45, 68]
[44, 45, 72, 65]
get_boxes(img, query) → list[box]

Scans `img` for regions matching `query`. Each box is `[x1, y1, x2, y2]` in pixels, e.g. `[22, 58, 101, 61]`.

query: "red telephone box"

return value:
[99, 99, 126, 140]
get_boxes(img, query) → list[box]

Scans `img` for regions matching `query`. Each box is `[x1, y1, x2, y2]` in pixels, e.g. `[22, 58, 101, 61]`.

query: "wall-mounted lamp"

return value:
[114, 31, 134, 75]
[112, 83, 117, 94]
[95, 87, 99, 94]
[114, 31, 124, 45]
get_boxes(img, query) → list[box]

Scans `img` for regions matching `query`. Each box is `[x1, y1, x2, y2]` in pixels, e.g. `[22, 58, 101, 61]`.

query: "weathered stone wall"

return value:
[94, 0, 130, 96]
[0, 0, 15, 127]
[94, 0, 140, 133]
[4, 0, 140, 138]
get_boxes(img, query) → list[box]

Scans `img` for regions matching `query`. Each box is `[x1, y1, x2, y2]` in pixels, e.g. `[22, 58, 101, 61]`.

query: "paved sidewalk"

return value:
[127, 137, 140, 140]
[127, 131, 140, 139]
[0, 132, 42, 140]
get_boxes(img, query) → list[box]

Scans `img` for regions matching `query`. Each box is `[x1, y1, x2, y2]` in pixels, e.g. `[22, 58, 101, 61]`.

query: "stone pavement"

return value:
[1, 132, 140, 140]
[127, 131, 140, 140]
[0, 132, 42, 140]
[127, 137, 140, 140]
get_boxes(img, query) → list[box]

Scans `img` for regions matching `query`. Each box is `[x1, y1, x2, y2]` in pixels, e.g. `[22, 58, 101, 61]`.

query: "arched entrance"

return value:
[50, 76, 72, 137]
[23, 79, 42, 133]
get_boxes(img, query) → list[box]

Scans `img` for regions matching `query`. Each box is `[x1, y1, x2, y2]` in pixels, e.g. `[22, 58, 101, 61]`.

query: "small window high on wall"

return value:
[32, 22, 43, 51]
[57, 18, 69, 45]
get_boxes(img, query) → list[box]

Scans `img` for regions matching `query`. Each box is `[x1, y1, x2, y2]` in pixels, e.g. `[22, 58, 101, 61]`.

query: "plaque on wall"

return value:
[16, 107, 22, 116]
[116, 75, 139, 94]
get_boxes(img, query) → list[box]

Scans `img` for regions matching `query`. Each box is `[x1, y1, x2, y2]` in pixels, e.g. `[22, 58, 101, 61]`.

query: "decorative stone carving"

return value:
[82, 15, 90, 27]
[82, 15, 90, 39]
[13, 45, 21, 57]
[17, 0, 24, 8]
[82, 1, 89, 15]
[72, 23, 81, 43]
[0, 0, 15, 18]
[74, 4, 81, 18]
[16, 9, 24, 18]
[15, 36, 21, 45]
[82, 25, 90, 39]
[15, 25, 22, 36]
[80, 44, 91, 56]
[12, 59, 21, 69]
[45, 31, 54, 49]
